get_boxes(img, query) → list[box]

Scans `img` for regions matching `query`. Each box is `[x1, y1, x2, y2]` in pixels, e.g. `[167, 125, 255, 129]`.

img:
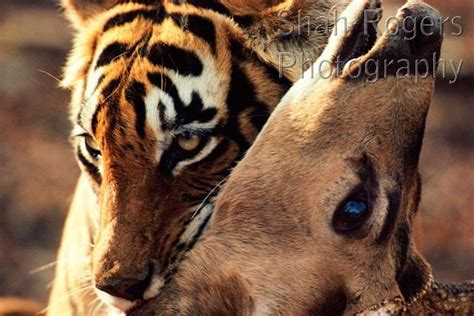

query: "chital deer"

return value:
[129, 0, 473, 314]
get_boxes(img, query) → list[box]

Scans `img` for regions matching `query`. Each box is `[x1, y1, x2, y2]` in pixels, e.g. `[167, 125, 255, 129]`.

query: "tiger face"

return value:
[62, 0, 298, 311]
[59, 0, 340, 311]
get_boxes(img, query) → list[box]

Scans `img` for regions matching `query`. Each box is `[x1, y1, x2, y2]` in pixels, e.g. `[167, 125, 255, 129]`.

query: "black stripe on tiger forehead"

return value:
[91, 78, 122, 135]
[103, 8, 163, 32]
[94, 5, 217, 71]
[171, 0, 231, 16]
[118, 0, 160, 5]
[148, 44, 203, 76]
[147, 72, 217, 129]
[84, 3, 221, 136]
[125, 81, 148, 138]
[95, 42, 132, 69]
[170, 13, 217, 54]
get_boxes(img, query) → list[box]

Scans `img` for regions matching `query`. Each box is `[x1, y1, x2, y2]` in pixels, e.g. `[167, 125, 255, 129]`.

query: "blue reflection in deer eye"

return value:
[343, 201, 367, 219]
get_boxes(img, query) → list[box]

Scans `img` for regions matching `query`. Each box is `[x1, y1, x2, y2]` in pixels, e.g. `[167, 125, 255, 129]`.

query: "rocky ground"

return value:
[0, 0, 472, 305]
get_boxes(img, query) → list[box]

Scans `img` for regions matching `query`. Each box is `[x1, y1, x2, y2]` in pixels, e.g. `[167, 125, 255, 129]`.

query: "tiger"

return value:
[47, 0, 347, 314]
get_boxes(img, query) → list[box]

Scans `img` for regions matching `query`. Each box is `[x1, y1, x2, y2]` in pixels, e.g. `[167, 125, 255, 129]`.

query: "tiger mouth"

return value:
[112, 203, 214, 314]
[142, 203, 215, 299]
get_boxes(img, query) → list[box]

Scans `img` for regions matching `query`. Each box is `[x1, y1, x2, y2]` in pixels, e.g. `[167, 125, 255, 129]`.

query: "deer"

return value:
[126, 0, 473, 315]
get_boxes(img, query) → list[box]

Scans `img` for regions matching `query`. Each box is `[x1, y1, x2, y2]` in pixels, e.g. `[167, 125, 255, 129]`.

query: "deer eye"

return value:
[176, 132, 202, 152]
[333, 192, 370, 233]
[83, 135, 101, 159]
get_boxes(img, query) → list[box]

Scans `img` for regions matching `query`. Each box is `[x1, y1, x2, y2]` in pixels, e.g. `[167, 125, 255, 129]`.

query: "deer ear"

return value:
[61, 0, 120, 29]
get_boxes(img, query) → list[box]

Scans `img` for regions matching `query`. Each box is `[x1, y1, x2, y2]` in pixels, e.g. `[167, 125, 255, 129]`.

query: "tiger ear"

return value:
[218, 0, 283, 14]
[61, 0, 120, 29]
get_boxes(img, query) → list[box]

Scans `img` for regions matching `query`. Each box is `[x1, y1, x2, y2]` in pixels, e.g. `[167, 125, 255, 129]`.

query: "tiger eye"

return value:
[84, 135, 101, 158]
[177, 133, 201, 151]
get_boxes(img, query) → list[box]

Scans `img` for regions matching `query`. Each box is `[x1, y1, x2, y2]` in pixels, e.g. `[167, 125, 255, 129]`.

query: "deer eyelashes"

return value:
[332, 186, 372, 234]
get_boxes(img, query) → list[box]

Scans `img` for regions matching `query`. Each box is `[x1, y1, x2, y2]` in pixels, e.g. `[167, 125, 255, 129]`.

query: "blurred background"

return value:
[0, 0, 472, 305]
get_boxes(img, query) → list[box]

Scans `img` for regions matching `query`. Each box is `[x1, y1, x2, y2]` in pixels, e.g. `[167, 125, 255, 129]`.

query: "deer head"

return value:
[130, 0, 473, 314]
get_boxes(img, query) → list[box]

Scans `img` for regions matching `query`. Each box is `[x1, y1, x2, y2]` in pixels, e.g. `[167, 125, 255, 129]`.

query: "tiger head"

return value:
[61, 0, 338, 311]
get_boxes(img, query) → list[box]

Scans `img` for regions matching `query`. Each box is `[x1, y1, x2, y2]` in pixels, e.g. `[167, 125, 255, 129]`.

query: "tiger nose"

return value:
[96, 264, 154, 302]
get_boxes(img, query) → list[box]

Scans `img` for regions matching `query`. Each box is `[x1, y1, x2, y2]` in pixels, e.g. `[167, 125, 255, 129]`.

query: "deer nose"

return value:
[96, 264, 154, 302]
[371, 1, 443, 77]
[401, 3, 442, 58]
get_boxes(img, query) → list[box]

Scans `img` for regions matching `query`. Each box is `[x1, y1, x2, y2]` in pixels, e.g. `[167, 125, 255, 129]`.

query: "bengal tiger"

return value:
[48, 0, 347, 314]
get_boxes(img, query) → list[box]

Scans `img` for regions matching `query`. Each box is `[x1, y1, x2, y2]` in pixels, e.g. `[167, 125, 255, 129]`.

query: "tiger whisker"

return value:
[79, 285, 96, 302]
[29, 261, 58, 275]
[90, 299, 108, 316]
[88, 297, 101, 308]
[41, 283, 95, 314]
[35, 68, 64, 85]
[33, 254, 92, 277]
[191, 175, 229, 220]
